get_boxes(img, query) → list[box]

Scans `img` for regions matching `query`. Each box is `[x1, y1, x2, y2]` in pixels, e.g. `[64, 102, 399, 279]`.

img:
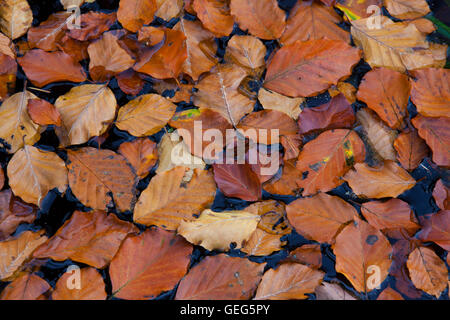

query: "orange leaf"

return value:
[377, 287, 404, 300]
[0, 190, 36, 241]
[287, 244, 322, 269]
[393, 129, 429, 170]
[33, 210, 138, 268]
[245, 200, 292, 236]
[0, 273, 50, 300]
[52, 268, 106, 300]
[230, 0, 286, 40]
[110, 228, 192, 300]
[264, 39, 361, 97]
[175, 255, 264, 299]
[27, 98, 62, 126]
[27, 12, 71, 51]
[213, 163, 262, 201]
[117, 0, 157, 32]
[116, 69, 145, 95]
[67, 12, 116, 41]
[241, 228, 285, 256]
[286, 193, 357, 243]
[118, 138, 157, 179]
[0, 167, 3, 190]
[264, 160, 302, 196]
[417, 210, 450, 251]
[192, 0, 234, 37]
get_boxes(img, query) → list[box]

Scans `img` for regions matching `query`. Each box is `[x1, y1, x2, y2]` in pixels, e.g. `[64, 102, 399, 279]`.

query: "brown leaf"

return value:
[286, 193, 357, 243]
[8, 146, 68, 206]
[110, 228, 192, 300]
[356, 67, 410, 129]
[0, 273, 50, 300]
[116, 69, 145, 96]
[57, 35, 89, 62]
[333, 217, 392, 293]
[281, 134, 302, 161]
[213, 163, 262, 201]
[133, 167, 216, 230]
[18, 50, 87, 87]
[137, 26, 165, 45]
[155, 0, 183, 20]
[226, 35, 266, 73]
[244, 200, 292, 236]
[118, 0, 157, 32]
[67, 12, 117, 41]
[192, 0, 234, 37]
[0, 0, 33, 40]
[27, 98, 62, 126]
[0, 230, 47, 281]
[296, 129, 366, 195]
[258, 88, 304, 120]
[0, 190, 36, 241]
[254, 263, 324, 300]
[417, 210, 450, 251]
[412, 115, 450, 167]
[281, 0, 349, 45]
[385, 0, 430, 20]
[88, 32, 135, 82]
[118, 138, 157, 179]
[264, 39, 361, 98]
[178, 209, 260, 251]
[27, 12, 71, 51]
[315, 282, 357, 300]
[407, 247, 448, 298]
[230, 0, 286, 40]
[433, 180, 449, 210]
[175, 254, 264, 300]
[297, 94, 355, 135]
[287, 244, 322, 269]
[344, 161, 416, 198]
[264, 160, 302, 196]
[377, 287, 404, 300]
[0, 31, 15, 58]
[67, 147, 138, 212]
[410, 68, 450, 118]
[52, 267, 106, 300]
[33, 210, 137, 268]
[394, 129, 429, 170]
[241, 228, 286, 256]
[0, 167, 3, 190]
[0, 52, 16, 101]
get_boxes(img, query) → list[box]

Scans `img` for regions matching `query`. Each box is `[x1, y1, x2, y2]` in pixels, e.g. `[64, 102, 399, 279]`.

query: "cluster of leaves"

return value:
[0, 0, 449, 300]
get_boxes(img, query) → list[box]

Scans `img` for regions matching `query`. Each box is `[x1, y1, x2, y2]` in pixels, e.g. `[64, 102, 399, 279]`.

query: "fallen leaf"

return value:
[264, 160, 302, 196]
[0, 90, 41, 153]
[155, 0, 183, 20]
[54, 84, 117, 146]
[0, 167, 3, 190]
[118, 0, 157, 32]
[192, 0, 234, 37]
[57, 34, 89, 62]
[118, 138, 157, 179]
[287, 244, 322, 269]
[0, 0, 33, 39]
[264, 39, 361, 98]
[356, 67, 410, 129]
[315, 282, 357, 300]
[394, 129, 429, 170]
[411, 115, 450, 167]
[385, 0, 430, 20]
[116, 94, 176, 137]
[213, 163, 262, 201]
[241, 228, 285, 256]
[52, 267, 106, 300]
[18, 50, 87, 87]
[258, 88, 304, 120]
[175, 254, 264, 299]
[116, 69, 145, 96]
[0, 273, 50, 300]
[357, 108, 397, 161]
[254, 263, 324, 300]
[230, 0, 286, 40]
[0, 190, 36, 241]
[67, 148, 138, 212]
[410, 68, 450, 118]
[0, 31, 15, 58]
[433, 180, 449, 210]
[27, 12, 71, 51]
[0, 52, 16, 101]
[67, 12, 117, 41]
[281, 0, 349, 45]
[193, 64, 254, 126]
[88, 32, 135, 82]
[296, 129, 366, 195]
[417, 210, 450, 251]
[336, 0, 383, 20]
[110, 228, 192, 300]
[377, 287, 404, 300]
[133, 167, 216, 230]
[409, 18, 435, 34]
[281, 134, 302, 160]
[0, 230, 47, 281]
[33, 210, 138, 268]
[8, 145, 67, 206]
[286, 193, 357, 243]
[297, 94, 355, 135]
[407, 247, 448, 298]
[27, 98, 62, 126]
[333, 217, 392, 293]
[245, 200, 292, 236]
[226, 35, 266, 73]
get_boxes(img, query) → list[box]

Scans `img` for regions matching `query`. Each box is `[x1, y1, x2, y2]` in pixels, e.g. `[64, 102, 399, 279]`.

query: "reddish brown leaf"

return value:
[296, 129, 366, 195]
[18, 50, 87, 87]
[417, 210, 450, 251]
[286, 193, 357, 243]
[52, 267, 106, 300]
[57, 35, 89, 62]
[118, 138, 157, 179]
[0, 53, 17, 101]
[286, 244, 322, 269]
[357, 68, 410, 129]
[245, 200, 292, 236]
[394, 129, 429, 170]
[137, 26, 165, 45]
[193, 0, 234, 37]
[0, 167, 3, 190]
[116, 69, 145, 95]
[175, 255, 264, 300]
[411, 115, 450, 167]
[213, 163, 262, 201]
[118, 0, 156, 32]
[33, 210, 138, 268]
[67, 12, 116, 41]
[27, 12, 70, 51]
[0, 190, 36, 241]
[264, 160, 302, 196]
[110, 228, 192, 300]
[377, 287, 404, 300]
[281, 134, 302, 160]
[264, 39, 361, 98]
[433, 179, 449, 210]
[0, 273, 50, 300]
[27, 98, 62, 126]
[297, 94, 355, 135]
